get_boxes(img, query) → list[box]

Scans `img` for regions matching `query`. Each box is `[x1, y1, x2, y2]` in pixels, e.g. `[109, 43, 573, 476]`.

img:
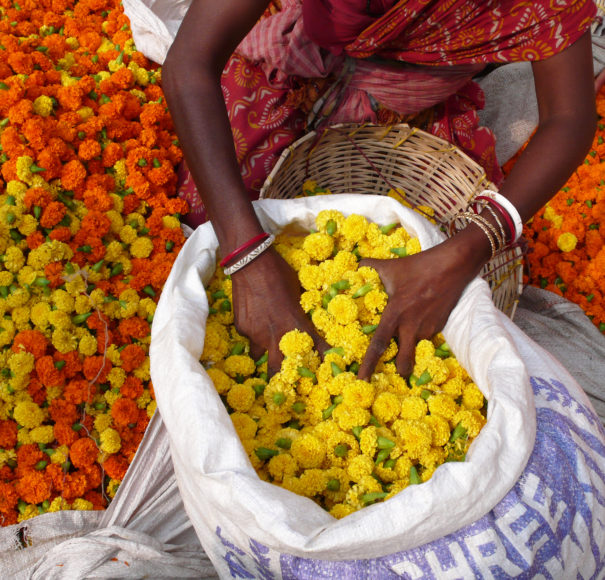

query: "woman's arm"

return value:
[359, 30, 596, 380]
[162, 1, 328, 374]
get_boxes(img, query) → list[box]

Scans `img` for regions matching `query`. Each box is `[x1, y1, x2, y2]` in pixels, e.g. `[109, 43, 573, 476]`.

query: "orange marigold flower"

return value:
[102, 141, 123, 167]
[26, 231, 45, 250]
[78, 138, 102, 161]
[63, 378, 95, 405]
[16, 471, 52, 505]
[83, 186, 113, 212]
[120, 376, 144, 399]
[61, 471, 88, 501]
[0, 483, 19, 514]
[24, 186, 53, 210]
[61, 159, 88, 191]
[54, 421, 80, 447]
[49, 399, 79, 425]
[120, 344, 146, 373]
[0, 420, 18, 449]
[36, 149, 62, 180]
[83, 490, 107, 510]
[117, 318, 150, 342]
[12, 329, 48, 358]
[44, 261, 66, 288]
[39, 201, 67, 229]
[7, 52, 34, 75]
[81, 463, 103, 491]
[102, 454, 129, 480]
[80, 210, 111, 237]
[110, 398, 139, 428]
[17, 444, 46, 471]
[27, 377, 46, 406]
[56, 85, 84, 112]
[35, 355, 65, 388]
[70, 437, 99, 469]
[82, 356, 111, 383]
[54, 350, 83, 379]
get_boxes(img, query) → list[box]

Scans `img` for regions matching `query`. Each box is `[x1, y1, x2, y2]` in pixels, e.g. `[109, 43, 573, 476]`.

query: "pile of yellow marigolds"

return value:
[202, 204, 486, 518]
[0, 0, 187, 526]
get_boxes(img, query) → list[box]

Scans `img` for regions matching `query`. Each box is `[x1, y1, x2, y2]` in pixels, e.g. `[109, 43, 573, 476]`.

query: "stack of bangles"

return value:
[451, 189, 523, 258]
[219, 232, 276, 275]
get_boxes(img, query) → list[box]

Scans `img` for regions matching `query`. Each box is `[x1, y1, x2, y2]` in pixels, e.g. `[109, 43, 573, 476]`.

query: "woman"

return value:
[161, 0, 597, 379]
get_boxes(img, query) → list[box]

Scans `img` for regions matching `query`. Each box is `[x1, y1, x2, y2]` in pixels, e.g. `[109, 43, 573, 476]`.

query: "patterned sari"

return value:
[179, 0, 596, 227]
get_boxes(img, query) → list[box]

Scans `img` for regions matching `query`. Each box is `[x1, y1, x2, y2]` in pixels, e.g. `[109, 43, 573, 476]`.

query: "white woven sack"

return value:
[150, 194, 536, 575]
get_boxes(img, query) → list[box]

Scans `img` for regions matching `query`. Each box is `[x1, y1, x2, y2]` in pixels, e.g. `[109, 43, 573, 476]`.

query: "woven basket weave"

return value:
[260, 123, 523, 318]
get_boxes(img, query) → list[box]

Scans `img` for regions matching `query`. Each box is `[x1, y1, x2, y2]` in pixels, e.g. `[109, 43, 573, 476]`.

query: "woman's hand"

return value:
[231, 247, 329, 376]
[358, 228, 490, 381]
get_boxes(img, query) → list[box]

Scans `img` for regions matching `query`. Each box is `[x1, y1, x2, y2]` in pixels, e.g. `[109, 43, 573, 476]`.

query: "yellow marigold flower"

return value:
[133, 358, 150, 381]
[419, 447, 446, 472]
[94, 413, 113, 433]
[404, 237, 421, 255]
[78, 333, 97, 356]
[104, 389, 121, 406]
[346, 454, 373, 483]
[453, 409, 486, 438]
[268, 453, 298, 482]
[105, 344, 122, 366]
[427, 393, 459, 421]
[130, 237, 154, 258]
[279, 329, 314, 358]
[359, 426, 378, 458]
[415, 339, 435, 362]
[30, 302, 51, 330]
[0, 319, 15, 348]
[300, 289, 322, 313]
[128, 62, 150, 86]
[119, 225, 138, 244]
[48, 497, 71, 512]
[114, 159, 128, 184]
[424, 415, 451, 447]
[330, 503, 356, 519]
[263, 378, 295, 415]
[64, 274, 86, 296]
[341, 214, 369, 245]
[107, 367, 126, 390]
[363, 289, 387, 313]
[202, 320, 231, 363]
[206, 367, 233, 395]
[77, 106, 94, 120]
[223, 354, 255, 378]
[230, 412, 258, 441]
[17, 427, 32, 445]
[9, 352, 35, 376]
[0, 271, 13, 286]
[290, 433, 326, 468]
[399, 396, 427, 420]
[310, 308, 333, 334]
[226, 383, 256, 412]
[316, 209, 345, 232]
[105, 210, 124, 234]
[441, 376, 464, 398]
[4, 246, 25, 272]
[332, 404, 370, 431]
[18, 214, 38, 236]
[147, 400, 157, 418]
[372, 391, 401, 423]
[298, 468, 328, 497]
[13, 401, 45, 429]
[46, 386, 62, 402]
[342, 380, 375, 409]
[72, 498, 94, 511]
[298, 264, 325, 290]
[100, 428, 122, 454]
[106, 479, 121, 499]
[557, 232, 578, 253]
[327, 294, 358, 325]
[29, 425, 55, 445]
[18, 504, 39, 522]
[6, 288, 30, 309]
[392, 419, 432, 460]
[49, 445, 69, 465]
[462, 383, 485, 410]
[302, 232, 334, 261]
[394, 454, 414, 482]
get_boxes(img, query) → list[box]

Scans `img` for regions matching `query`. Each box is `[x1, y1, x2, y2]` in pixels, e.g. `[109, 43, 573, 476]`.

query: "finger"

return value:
[395, 326, 416, 379]
[309, 328, 330, 356]
[248, 341, 266, 364]
[358, 314, 396, 381]
[267, 342, 284, 378]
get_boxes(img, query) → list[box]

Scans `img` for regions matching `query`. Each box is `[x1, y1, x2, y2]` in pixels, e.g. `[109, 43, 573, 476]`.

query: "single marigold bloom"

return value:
[26, 231, 46, 250]
[120, 344, 146, 373]
[117, 317, 150, 342]
[12, 329, 48, 358]
[64, 378, 95, 405]
[0, 420, 18, 449]
[111, 398, 139, 428]
[39, 201, 67, 229]
[61, 471, 89, 501]
[54, 420, 81, 447]
[102, 453, 130, 480]
[83, 490, 107, 510]
[82, 356, 112, 383]
[61, 159, 88, 191]
[80, 209, 111, 237]
[17, 444, 46, 470]
[35, 355, 65, 387]
[24, 186, 53, 210]
[70, 437, 99, 469]
[16, 471, 52, 505]
[0, 482, 19, 514]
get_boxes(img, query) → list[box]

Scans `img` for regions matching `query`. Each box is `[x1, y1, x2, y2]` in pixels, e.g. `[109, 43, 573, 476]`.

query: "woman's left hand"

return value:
[357, 230, 489, 380]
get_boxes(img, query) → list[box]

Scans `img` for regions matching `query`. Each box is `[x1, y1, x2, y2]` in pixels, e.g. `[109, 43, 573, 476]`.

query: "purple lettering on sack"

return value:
[250, 538, 275, 580]
[277, 377, 605, 579]
[216, 526, 256, 578]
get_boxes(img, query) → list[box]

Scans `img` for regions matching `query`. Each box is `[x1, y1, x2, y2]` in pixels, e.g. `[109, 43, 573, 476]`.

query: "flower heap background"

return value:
[0, 0, 603, 528]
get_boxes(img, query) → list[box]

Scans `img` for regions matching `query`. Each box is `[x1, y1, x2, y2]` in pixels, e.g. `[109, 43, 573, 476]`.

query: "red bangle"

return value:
[219, 232, 270, 268]
[475, 196, 515, 244]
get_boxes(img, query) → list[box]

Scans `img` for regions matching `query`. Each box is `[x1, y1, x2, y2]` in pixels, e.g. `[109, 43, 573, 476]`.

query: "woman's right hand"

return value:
[230, 247, 329, 376]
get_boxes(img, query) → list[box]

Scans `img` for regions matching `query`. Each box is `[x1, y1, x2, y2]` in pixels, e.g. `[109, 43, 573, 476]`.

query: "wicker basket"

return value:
[260, 123, 524, 318]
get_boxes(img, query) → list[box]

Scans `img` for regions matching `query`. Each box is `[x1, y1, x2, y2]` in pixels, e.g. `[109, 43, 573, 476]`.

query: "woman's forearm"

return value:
[162, 0, 269, 254]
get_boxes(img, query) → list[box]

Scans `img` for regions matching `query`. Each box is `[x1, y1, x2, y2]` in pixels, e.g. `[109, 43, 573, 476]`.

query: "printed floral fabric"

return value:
[178, 0, 596, 228]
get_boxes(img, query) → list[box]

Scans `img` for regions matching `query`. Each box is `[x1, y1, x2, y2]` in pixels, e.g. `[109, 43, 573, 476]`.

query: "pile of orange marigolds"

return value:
[0, 0, 603, 528]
